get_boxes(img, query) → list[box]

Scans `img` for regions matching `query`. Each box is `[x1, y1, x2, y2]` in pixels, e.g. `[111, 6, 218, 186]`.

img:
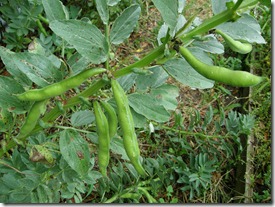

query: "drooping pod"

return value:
[16, 68, 106, 101]
[111, 79, 147, 176]
[215, 29, 252, 54]
[179, 46, 264, 87]
[93, 101, 110, 177]
[100, 101, 118, 139]
[16, 99, 48, 139]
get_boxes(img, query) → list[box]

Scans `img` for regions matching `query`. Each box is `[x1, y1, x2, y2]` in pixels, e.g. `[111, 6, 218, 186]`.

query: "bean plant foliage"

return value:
[0, 0, 269, 203]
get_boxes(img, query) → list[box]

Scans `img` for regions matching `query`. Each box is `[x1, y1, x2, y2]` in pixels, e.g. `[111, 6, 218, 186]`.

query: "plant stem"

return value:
[153, 122, 231, 140]
[178, 0, 244, 44]
[113, 44, 166, 78]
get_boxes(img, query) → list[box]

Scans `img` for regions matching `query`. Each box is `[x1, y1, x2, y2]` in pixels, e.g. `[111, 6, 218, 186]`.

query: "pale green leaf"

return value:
[95, 0, 109, 24]
[135, 66, 169, 90]
[110, 137, 129, 160]
[42, 0, 69, 21]
[128, 93, 170, 122]
[149, 84, 179, 111]
[192, 34, 224, 54]
[0, 46, 32, 87]
[152, 0, 178, 34]
[110, 5, 141, 45]
[70, 110, 95, 127]
[0, 76, 30, 114]
[216, 13, 266, 44]
[50, 20, 108, 64]
[107, 0, 121, 6]
[59, 129, 90, 177]
[67, 52, 91, 75]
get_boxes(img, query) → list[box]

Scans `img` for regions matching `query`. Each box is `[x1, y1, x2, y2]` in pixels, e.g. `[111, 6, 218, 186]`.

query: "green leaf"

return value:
[192, 34, 224, 54]
[216, 13, 266, 44]
[149, 84, 179, 111]
[110, 5, 141, 45]
[59, 129, 90, 177]
[107, 0, 121, 6]
[67, 52, 92, 75]
[152, 0, 178, 34]
[50, 20, 108, 64]
[211, 0, 232, 14]
[95, 0, 109, 25]
[0, 46, 32, 87]
[42, 0, 69, 22]
[70, 110, 95, 127]
[128, 93, 170, 122]
[135, 66, 169, 91]
[0, 76, 30, 114]
[117, 73, 137, 92]
[110, 137, 129, 161]
[14, 52, 63, 87]
[202, 105, 214, 130]
[0, 46, 63, 87]
[163, 49, 214, 89]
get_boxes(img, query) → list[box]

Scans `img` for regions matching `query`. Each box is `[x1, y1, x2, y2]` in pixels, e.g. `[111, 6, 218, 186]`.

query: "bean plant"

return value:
[0, 0, 269, 203]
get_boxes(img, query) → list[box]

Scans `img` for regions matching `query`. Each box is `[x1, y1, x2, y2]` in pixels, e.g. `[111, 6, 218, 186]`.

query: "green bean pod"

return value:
[100, 101, 118, 139]
[179, 46, 264, 87]
[16, 68, 106, 101]
[16, 99, 48, 139]
[93, 100, 110, 177]
[111, 79, 147, 177]
[216, 29, 252, 54]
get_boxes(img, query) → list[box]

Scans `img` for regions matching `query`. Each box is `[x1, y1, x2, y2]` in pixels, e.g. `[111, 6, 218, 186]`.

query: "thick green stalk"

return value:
[113, 44, 166, 78]
[178, 0, 244, 44]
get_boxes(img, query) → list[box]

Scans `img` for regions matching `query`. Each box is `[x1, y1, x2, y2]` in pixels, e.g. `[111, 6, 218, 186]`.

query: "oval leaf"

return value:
[128, 93, 170, 123]
[70, 110, 95, 127]
[59, 129, 90, 177]
[95, 0, 109, 24]
[0, 76, 30, 114]
[42, 0, 69, 22]
[152, 0, 178, 34]
[216, 14, 266, 44]
[149, 84, 179, 111]
[50, 20, 108, 64]
[110, 5, 141, 45]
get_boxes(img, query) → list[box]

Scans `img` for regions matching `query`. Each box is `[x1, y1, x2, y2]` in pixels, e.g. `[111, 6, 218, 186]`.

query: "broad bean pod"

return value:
[93, 100, 110, 177]
[16, 99, 48, 139]
[16, 68, 106, 101]
[111, 79, 147, 176]
[216, 29, 252, 54]
[179, 46, 264, 87]
[100, 101, 118, 139]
